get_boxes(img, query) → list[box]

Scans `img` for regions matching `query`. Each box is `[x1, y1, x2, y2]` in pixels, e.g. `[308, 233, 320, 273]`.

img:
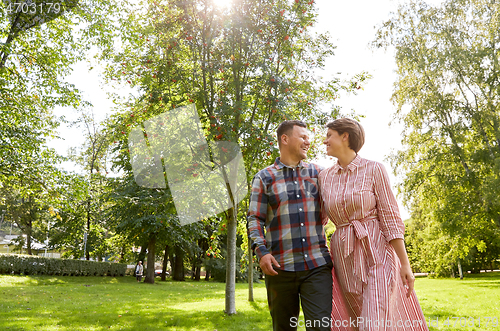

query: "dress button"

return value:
[299, 208, 303, 212]
[304, 254, 308, 258]
[296, 194, 300, 198]
[302, 238, 305, 242]
[301, 223, 304, 226]
[294, 181, 298, 184]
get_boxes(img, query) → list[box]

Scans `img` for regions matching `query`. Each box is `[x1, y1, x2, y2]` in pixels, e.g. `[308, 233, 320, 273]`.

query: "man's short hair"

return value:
[325, 118, 365, 153]
[276, 120, 307, 147]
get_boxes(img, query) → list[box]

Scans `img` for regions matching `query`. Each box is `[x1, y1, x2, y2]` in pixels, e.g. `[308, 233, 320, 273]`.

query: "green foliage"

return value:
[0, 0, 132, 259]
[100, 0, 366, 280]
[0, 0, 125, 183]
[102, 0, 367, 183]
[0, 147, 66, 255]
[0, 253, 127, 276]
[374, 0, 500, 274]
[205, 246, 245, 282]
[46, 172, 88, 258]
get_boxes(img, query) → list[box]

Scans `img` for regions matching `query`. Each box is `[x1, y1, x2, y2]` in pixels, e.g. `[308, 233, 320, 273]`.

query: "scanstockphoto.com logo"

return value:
[290, 317, 425, 329]
[128, 104, 248, 226]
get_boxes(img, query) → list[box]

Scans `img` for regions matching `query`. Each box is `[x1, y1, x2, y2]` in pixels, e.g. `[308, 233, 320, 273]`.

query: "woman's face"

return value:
[323, 129, 346, 157]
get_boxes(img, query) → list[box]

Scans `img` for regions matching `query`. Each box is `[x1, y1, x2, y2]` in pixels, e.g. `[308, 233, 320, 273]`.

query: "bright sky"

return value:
[47, 0, 445, 220]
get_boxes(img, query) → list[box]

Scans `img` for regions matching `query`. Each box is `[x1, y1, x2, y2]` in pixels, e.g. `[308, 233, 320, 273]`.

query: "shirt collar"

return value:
[274, 157, 306, 170]
[332, 154, 362, 173]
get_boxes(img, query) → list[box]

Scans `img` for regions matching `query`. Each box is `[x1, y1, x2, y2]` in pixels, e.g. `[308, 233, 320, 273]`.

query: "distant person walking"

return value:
[135, 261, 144, 282]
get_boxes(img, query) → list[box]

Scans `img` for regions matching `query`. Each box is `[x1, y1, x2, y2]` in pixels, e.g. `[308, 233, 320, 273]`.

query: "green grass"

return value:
[0, 272, 499, 330]
[0, 275, 272, 331]
[416, 272, 500, 330]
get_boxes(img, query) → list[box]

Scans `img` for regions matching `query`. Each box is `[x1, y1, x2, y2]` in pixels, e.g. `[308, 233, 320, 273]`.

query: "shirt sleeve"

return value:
[317, 170, 330, 226]
[247, 173, 270, 260]
[373, 162, 405, 241]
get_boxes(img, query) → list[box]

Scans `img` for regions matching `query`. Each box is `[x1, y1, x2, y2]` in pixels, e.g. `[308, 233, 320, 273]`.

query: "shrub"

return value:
[0, 253, 127, 276]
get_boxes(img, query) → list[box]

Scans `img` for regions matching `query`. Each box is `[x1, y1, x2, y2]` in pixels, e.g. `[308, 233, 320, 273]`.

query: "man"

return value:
[247, 120, 333, 331]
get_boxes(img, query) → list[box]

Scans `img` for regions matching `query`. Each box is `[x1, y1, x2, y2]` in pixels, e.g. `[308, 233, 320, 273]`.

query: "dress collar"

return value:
[332, 154, 362, 173]
[273, 157, 306, 170]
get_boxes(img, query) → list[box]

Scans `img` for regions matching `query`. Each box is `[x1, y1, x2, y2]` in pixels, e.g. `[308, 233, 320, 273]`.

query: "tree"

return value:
[1, 0, 124, 184]
[0, 147, 63, 255]
[102, 0, 366, 313]
[374, 0, 500, 274]
[1, 0, 132, 258]
[69, 110, 112, 260]
[48, 172, 89, 258]
[103, 157, 208, 284]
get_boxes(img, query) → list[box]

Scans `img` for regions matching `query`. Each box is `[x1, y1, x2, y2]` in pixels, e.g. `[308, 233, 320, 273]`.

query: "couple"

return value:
[247, 119, 428, 331]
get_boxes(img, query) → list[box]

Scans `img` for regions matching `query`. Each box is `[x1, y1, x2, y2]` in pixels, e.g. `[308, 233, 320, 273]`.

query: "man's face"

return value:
[285, 125, 310, 160]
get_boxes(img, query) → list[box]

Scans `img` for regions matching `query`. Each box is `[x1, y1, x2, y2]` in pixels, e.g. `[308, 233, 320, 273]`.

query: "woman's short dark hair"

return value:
[276, 120, 307, 147]
[326, 118, 365, 153]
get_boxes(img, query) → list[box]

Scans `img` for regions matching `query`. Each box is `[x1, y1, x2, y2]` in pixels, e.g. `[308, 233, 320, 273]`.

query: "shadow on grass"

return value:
[249, 300, 267, 311]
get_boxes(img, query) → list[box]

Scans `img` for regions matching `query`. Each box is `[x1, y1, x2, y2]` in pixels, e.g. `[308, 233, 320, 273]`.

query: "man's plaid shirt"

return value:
[247, 158, 331, 272]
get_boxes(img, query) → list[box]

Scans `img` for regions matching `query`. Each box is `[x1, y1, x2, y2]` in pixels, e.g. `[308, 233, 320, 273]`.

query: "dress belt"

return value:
[336, 216, 379, 284]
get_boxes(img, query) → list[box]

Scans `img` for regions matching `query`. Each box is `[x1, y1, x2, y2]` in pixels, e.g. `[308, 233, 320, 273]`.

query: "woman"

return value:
[136, 261, 144, 282]
[319, 118, 428, 331]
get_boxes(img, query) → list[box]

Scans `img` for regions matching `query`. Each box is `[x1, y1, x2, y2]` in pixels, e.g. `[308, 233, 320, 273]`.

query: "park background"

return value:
[1, 0, 500, 329]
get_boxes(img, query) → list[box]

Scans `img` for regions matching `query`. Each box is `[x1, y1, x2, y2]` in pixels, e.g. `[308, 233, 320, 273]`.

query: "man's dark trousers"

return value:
[265, 262, 333, 331]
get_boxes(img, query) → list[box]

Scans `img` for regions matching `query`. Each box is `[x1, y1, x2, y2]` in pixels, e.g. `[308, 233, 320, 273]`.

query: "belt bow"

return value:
[337, 216, 378, 284]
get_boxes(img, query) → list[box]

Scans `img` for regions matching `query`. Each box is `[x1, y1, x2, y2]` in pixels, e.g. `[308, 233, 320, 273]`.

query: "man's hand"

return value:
[259, 254, 280, 276]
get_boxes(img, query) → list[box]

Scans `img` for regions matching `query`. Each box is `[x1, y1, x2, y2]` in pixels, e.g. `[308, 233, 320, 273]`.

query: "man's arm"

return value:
[247, 174, 280, 275]
[317, 169, 330, 226]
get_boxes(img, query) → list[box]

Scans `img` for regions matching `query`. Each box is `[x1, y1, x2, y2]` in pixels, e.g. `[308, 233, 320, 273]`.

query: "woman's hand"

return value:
[390, 238, 415, 298]
[400, 264, 415, 298]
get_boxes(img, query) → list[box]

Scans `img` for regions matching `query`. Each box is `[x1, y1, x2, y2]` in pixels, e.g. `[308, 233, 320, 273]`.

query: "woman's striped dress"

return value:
[319, 155, 428, 331]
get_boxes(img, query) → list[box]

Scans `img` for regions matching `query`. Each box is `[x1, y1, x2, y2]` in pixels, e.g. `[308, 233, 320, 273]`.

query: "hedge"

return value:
[0, 253, 127, 276]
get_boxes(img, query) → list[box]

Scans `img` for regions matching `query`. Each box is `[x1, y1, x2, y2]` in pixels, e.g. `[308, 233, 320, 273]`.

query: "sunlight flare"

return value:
[212, 0, 232, 8]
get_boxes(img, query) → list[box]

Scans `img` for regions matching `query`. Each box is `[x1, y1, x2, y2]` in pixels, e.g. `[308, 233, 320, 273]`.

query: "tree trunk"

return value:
[86, 198, 91, 260]
[144, 234, 156, 284]
[137, 241, 148, 264]
[198, 235, 210, 281]
[120, 246, 125, 263]
[191, 258, 201, 281]
[193, 239, 203, 281]
[195, 265, 201, 281]
[225, 206, 237, 315]
[205, 260, 211, 281]
[458, 259, 464, 280]
[172, 245, 185, 281]
[248, 239, 254, 302]
[26, 197, 34, 255]
[161, 244, 169, 281]
[169, 250, 175, 277]
[26, 218, 33, 255]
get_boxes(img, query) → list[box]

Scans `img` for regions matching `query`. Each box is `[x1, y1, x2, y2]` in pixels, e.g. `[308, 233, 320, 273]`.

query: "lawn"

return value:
[0, 272, 499, 330]
[416, 272, 500, 330]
